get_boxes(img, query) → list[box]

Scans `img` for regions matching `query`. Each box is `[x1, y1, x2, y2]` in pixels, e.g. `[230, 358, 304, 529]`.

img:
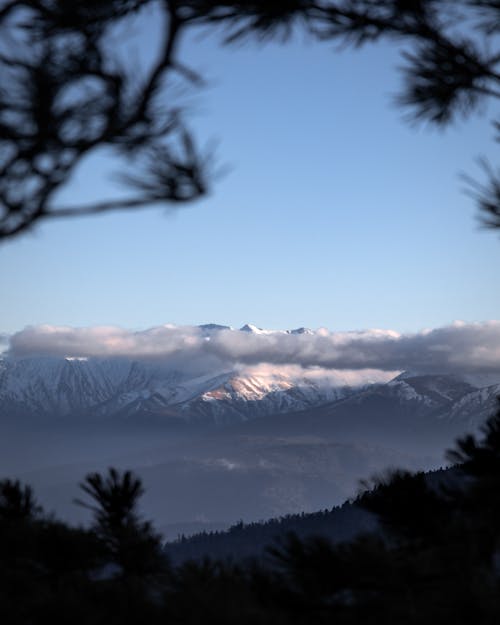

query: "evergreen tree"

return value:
[0, 478, 41, 522]
[76, 467, 165, 579]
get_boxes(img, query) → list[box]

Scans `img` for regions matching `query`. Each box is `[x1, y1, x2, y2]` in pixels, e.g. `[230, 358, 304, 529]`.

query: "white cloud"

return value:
[5, 321, 500, 375]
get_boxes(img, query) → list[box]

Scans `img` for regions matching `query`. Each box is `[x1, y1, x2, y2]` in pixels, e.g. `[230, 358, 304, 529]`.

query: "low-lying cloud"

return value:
[5, 321, 500, 375]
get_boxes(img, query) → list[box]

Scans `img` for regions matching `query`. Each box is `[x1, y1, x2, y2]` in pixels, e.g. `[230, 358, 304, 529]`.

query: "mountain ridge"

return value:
[1, 353, 499, 438]
[2, 322, 499, 426]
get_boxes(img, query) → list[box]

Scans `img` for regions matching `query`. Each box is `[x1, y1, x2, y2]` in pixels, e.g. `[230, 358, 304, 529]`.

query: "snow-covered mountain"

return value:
[367, 372, 500, 423]
[0, 355, 354, 423]
[2, 333, 499, 535]
[1, 356, 499, 427]
[179, 370, 350, 424]
[1, 323, 499, 426]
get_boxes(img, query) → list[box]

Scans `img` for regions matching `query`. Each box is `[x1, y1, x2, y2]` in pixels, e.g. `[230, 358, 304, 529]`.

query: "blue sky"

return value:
[1, 13, 499, 335]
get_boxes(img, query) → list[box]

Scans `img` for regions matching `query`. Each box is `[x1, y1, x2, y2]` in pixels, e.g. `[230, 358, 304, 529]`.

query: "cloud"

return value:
[5, 321, 500, 375]
[242, 363, 398, 387]
[7, 324, 200, 358]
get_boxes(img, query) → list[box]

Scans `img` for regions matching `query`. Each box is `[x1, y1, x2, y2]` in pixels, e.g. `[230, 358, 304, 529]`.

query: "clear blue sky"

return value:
[1, 13, 499, 335]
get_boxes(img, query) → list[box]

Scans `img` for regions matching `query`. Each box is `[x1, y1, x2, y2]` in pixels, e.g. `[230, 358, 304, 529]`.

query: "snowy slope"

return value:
[0, 356, 355, 422]
[1, 323, 499, 426]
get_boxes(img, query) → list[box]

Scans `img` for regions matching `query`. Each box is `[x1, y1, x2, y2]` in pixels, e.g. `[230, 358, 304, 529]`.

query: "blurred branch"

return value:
[463, 158, 500, 229]
[0, 0, 499, 240]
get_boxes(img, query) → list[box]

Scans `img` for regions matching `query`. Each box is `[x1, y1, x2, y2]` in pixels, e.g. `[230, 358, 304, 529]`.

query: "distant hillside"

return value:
[164, 502, 377, 566]
[164, 467, 455, 566]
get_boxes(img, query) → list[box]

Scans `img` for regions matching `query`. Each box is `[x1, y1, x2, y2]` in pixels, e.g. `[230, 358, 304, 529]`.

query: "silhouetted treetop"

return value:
[0, 477, 41, 522]
[76, 468, 164, 577]
[447, 398, 500, 476]
[1, 0, 499, 239]
[77, 468, 144, 530]
[5, 405, 500, 623]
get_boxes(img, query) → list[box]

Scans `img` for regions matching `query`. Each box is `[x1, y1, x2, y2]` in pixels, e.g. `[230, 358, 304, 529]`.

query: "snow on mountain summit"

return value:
[239, 324, 275, 335]
[0, 355, 357, 423]
[1, 326, 499, 427]
[239, 324, 313, 336]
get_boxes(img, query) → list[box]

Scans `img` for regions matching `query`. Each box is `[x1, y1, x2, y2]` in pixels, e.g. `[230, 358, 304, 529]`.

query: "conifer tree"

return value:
[77, 467, 165, 579]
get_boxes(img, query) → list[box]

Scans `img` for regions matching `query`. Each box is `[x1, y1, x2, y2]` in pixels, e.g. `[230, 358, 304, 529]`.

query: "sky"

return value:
[1, 6, 499, 337]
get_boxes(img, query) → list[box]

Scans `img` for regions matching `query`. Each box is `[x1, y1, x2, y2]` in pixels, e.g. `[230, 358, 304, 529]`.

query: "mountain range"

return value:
[1, 323, 499, 537]
[0, 354, 353, 423]
[1, 322, 499, 427]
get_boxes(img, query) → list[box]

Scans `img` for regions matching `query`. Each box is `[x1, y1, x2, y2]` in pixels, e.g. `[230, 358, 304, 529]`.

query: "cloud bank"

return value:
[5, 321, 500, 375]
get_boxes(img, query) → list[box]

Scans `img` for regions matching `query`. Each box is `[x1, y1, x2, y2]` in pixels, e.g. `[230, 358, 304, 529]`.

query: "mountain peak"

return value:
[239, 324, 315, 336]
[239, 324, 265, 334]
[289, 327, 314, 335]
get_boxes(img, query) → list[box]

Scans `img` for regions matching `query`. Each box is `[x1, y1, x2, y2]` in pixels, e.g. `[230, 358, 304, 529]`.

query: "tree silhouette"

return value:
[1, 1, 499, 239]
[76, 467, 165, 578]
[357, 469, 451, 543]
[447, 398, 500, 477]
[5, 413, 500, 623]
[0, 477, 41, 522]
